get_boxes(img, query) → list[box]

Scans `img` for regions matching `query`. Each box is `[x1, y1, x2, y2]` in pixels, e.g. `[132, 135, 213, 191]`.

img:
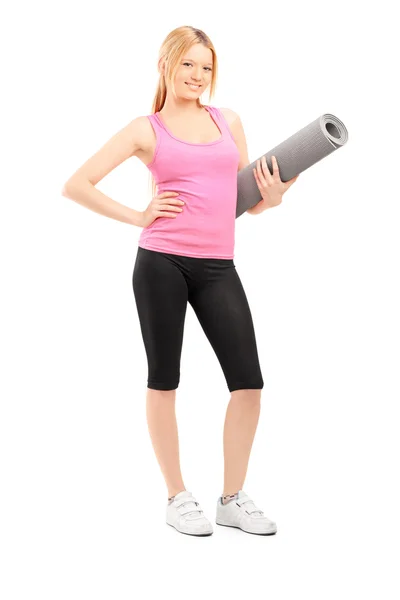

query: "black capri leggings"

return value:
[132, 246, 264, 393]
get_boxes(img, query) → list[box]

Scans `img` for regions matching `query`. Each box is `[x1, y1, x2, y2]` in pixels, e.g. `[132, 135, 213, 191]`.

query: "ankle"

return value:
[221, 491, 239, 505]
[168, 488, 186, 501]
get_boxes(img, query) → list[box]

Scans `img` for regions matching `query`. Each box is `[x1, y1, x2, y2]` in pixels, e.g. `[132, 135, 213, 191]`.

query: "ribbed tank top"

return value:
[138, 105, 240, 259]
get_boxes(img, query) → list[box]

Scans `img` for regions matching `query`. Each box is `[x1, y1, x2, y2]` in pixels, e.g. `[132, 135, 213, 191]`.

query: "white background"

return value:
[1, 0, 399, 598]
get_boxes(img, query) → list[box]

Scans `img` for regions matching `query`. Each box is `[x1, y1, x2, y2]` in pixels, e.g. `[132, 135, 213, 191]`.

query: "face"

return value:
[164, 43, 214, 100]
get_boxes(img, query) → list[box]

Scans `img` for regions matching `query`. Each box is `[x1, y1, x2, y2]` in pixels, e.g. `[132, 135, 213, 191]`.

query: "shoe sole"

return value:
[166, 522, 213, 536]
[216, 521, 277, 536]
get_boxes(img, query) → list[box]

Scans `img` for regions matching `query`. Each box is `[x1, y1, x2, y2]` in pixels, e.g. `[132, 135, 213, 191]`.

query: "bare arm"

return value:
[61, 117, 148, 227]
[225, 109, 266, 215]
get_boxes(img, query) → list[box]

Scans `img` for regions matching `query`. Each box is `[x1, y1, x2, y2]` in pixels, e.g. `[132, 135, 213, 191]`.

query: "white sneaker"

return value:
[216, 490, 277, 535]
[166, 490, 213, 536]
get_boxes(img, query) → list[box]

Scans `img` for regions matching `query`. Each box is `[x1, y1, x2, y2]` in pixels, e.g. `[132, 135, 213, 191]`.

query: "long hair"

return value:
[147, 26, 218, 201]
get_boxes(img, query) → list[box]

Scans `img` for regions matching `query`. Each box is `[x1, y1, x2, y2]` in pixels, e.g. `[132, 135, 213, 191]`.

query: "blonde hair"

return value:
[147, 26, 218, 201]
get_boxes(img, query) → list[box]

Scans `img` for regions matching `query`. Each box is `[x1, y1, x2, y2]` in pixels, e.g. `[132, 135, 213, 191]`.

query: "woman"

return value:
[62, 26, 298, 537]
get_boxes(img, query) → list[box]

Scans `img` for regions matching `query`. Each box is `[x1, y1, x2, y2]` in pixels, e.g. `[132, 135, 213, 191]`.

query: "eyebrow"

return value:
[183, 58, 213, 66]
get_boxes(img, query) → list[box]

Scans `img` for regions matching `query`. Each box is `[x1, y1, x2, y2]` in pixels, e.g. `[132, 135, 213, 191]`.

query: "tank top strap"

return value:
[147, 112, 166, 133]
[206, 105, 235, 142]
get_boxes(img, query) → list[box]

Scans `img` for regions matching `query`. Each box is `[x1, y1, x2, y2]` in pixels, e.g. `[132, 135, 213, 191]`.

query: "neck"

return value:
[159, 98, 204, 117]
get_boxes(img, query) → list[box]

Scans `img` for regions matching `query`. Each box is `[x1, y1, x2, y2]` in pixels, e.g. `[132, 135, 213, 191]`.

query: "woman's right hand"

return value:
[140, 191, 185, 228]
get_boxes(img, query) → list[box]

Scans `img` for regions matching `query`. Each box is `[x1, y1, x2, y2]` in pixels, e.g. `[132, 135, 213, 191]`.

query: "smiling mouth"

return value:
[185, 82, 201, 88]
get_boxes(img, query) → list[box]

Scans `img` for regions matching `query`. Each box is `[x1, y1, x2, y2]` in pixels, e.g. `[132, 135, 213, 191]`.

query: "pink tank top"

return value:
[138, 105, 240, 259]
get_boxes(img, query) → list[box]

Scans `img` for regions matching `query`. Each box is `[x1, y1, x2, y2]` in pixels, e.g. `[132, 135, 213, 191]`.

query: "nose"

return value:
[191, 68, 202, 82]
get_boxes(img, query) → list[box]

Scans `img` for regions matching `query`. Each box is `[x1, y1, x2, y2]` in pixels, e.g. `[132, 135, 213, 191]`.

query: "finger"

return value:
[260, 156, 273, 183]
[253, 167, 262, 188]
[158, 212, 179, 218]
[158, 208, 180, 217]
[256, 157, 269, 186]
[271, 156, 281, 180]
[160, 204, 182, 212]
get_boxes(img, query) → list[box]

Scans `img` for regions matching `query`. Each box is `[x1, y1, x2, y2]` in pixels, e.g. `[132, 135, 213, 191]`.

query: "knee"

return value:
[230, 388, 262, 402]
[229, 379, 264, 395]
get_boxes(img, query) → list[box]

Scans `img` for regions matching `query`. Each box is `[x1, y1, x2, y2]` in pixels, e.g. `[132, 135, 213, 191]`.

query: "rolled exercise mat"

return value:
[236, 113, 349, 218]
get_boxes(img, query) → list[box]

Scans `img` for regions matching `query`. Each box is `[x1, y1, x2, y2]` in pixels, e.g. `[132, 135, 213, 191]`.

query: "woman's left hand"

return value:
[253, 155, 299, 210]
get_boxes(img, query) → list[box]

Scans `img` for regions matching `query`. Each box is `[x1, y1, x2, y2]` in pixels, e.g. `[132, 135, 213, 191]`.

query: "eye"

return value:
[183, 62, 212, 71]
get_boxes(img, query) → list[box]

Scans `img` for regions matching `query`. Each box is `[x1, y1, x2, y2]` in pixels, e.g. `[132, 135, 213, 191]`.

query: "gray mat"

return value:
[236, 113, 349, 218]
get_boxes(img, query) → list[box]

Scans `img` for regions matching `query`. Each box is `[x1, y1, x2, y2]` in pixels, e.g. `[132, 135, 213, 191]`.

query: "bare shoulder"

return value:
[115, 114, 155, 155]
[219, 107, 240, 126]
[62, 115, 154, 189]
[219, 108, 250, 172]
[135, 114, 161, 151]
[130, 115, 154, 150]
